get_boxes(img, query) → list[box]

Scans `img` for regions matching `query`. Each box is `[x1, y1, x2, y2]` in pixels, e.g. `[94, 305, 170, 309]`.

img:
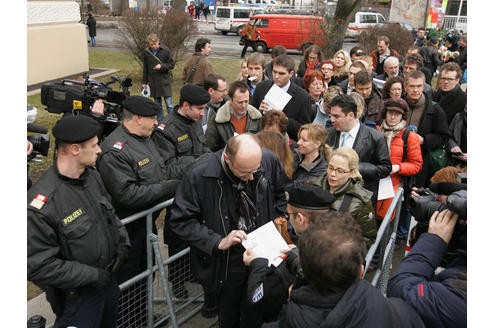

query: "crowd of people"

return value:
[27, 28, 467, 328]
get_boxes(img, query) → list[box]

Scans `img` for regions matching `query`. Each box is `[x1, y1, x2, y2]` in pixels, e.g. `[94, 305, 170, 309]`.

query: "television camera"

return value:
[27, 104, 50, 163]
[40, 73, 132, 137]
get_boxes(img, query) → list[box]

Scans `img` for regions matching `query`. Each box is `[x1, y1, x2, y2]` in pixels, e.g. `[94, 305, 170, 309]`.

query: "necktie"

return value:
[340, 132, 349, 148]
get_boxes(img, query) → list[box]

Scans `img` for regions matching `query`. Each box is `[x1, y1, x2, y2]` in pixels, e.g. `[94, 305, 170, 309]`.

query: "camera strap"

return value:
[145, 47, 163, 65]
[185, 55, 203, 84]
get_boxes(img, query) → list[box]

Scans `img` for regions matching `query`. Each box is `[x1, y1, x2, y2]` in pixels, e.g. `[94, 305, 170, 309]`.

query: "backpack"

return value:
[401, 127, 416, 199]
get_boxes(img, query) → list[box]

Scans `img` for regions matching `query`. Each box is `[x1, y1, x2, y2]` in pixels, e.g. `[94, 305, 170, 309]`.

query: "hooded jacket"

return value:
[264, 281, 424, 328]
[205, 101, 263, 151]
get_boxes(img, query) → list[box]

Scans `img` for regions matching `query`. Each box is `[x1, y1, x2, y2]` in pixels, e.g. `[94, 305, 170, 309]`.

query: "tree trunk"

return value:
[323, 0, 366, 57]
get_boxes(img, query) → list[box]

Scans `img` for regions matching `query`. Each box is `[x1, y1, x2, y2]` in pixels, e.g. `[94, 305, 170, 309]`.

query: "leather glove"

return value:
[111, 244, 130, 273]
[92, 269, 111, 289]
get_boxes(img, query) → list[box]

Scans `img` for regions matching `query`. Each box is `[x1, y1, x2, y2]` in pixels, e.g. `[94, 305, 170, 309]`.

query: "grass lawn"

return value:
[27, 48, 242, 300]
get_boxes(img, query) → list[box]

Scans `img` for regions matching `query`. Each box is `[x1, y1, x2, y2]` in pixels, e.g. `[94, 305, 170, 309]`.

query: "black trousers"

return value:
[241, 40, 257, 58]
[53, 277, 120, 328]
[218, 271, 262, 328]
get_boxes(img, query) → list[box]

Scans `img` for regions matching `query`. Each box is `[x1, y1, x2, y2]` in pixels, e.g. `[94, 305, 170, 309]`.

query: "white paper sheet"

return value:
[263, 84, 292, 111]
[242, 221, 289, 267]
[377, 176, 395, 200]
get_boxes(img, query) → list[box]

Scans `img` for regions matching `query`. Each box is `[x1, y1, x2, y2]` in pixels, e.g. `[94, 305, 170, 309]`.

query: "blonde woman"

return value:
[332, 49, 352, 84]
[292, 124, 332, 183]
[309, 147, 376, 247]
[237, 58, 249, 81]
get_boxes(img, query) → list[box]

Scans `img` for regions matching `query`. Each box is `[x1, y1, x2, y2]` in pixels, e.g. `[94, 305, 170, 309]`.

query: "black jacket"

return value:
[252, 80, 313, 141]
[406, 94, 451, 187]
[169, 148, 287, 294]
[265, 281, 425, 328]
[152, 109, 210, 180]
[327, 123, 392, 206]
[142, 45, 175, 97]
[27, 166, 129, 304]
[432, 85, 467, 125]
[291, 149, 327, 184]
[86, 16, 96, 37]
[97, 124, 179, 219]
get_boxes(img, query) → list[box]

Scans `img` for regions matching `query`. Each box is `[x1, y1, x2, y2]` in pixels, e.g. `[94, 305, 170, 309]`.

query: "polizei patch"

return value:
[252, 283, 264, 303]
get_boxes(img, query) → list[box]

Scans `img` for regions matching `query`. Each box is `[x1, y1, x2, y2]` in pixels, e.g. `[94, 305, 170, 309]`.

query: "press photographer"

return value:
[387, 182, 467, 328]
[40, 73, 132, 138]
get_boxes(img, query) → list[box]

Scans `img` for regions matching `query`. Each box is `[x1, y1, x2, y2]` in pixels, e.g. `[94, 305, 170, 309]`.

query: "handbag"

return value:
[428, 147, 449, 174]
[239, 35, 246, 46]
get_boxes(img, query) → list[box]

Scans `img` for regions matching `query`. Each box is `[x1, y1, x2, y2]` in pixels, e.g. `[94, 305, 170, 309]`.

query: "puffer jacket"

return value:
[387, 128, 423, 187]
[205, 101, 263, 151]
[308, 176, 376, 247]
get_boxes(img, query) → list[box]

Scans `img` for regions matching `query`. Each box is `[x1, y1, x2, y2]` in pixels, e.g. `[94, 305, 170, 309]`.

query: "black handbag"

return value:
[239, 35, 246, 46]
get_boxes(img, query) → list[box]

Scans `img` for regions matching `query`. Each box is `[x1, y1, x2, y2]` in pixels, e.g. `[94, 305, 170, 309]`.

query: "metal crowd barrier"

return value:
[363, 187, 404, 295]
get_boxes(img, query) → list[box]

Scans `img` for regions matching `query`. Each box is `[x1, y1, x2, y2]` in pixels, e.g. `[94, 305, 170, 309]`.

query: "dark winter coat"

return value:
[205, 101, 263, 151]
[405, 93, 450, 187]
[327, 123, 392, 207]
[252, 80, 313, 141]
[169, 149, 287, 295]
[142, 45, 175, 97]
[152, 109, 210, 180]
[27, 166, 129, 311]
[291, 149, 327, 184]
[86, 16, 96, 37]
[432, 84, 467, 125]
[387, 233, 466, 328]
[264, 281, 425, 328]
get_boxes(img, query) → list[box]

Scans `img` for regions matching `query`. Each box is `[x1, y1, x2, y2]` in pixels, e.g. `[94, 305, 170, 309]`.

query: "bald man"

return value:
[169, 133, 287, 328]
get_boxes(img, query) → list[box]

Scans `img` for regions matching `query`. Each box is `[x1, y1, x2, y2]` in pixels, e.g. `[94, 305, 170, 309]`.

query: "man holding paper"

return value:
[251, 54, 313, 141]
[169, 133, 286, 328]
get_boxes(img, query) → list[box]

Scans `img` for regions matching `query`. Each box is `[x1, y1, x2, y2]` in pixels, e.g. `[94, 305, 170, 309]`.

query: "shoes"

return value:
[201, 305, 218, 318]
[172, 284, 189, 299]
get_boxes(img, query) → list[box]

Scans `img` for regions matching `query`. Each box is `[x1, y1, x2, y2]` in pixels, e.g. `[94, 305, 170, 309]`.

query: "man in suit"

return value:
[251, 54, 313, 141]
[326, 94, 391, 208]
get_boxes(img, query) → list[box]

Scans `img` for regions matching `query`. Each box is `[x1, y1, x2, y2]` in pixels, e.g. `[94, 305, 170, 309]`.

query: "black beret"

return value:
[52, 115, 101, 143]
[180, 84, 211, 105]
[285, 184, 336, 210]
[122, 96, 161, 116]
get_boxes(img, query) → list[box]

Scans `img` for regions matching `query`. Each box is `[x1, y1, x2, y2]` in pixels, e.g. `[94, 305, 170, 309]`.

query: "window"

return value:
[234, 9, 250, 19]
[361, 15, 377, 24]
[378, 15, 385, 23]
[216, 8, 230, 18]
[257, 19, 269, 28]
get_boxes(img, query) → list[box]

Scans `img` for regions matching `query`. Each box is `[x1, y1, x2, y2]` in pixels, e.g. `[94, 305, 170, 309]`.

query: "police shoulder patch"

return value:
[252, 283, 264, 303]
[157, 123, 166, 131]
[112, 141, 125, 150]
[30, 194, 48, 209]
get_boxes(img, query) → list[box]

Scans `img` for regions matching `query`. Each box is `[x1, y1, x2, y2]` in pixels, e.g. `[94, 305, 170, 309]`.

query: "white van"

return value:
[346, 11, 386, 38]
[214, 6, 265, 35]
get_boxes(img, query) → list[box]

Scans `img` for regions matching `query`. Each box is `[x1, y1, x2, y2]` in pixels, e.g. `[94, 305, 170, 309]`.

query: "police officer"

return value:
[152, 83, 213, 313]
[152, 83, 211, 179]
[243, 184, 336, 325]
[27, 115, 130, 328]
[97, 96, 180, 327]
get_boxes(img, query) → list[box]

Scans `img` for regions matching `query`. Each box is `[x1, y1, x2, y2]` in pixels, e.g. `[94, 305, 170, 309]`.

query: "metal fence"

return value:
[363, 187, 404, 295]
[45, 188, 406, 327]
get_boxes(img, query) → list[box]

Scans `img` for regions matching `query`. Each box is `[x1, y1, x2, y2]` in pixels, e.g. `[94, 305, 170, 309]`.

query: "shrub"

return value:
[358, 24, 415, 59]
[117, 7, 197, 69]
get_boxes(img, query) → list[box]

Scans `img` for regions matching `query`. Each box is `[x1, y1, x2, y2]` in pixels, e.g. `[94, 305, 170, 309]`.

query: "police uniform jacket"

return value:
[169, 148, 287, 295]
[152, 109, 210, 180]
[205, 101, 263, 152]
[97, 124, 179, 219]
[27, 166, 129, 290]
[264, 280, 425, 328]
[387, 233, 466, 328]
[142, 45, 175, 98]
[309, 176, 376, 248]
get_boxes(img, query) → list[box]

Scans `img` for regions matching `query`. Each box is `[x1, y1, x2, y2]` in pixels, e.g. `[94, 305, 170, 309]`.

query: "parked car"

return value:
[250, 13, 325, 53]
[215, 6, 265, 35]
[345, 11, 386, 39]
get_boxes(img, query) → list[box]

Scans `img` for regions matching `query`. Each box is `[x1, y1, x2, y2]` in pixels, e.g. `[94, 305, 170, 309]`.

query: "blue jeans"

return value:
[153, 96, 174, 122]
[90, 36, 96, 47]
[397, 206, 412, 240]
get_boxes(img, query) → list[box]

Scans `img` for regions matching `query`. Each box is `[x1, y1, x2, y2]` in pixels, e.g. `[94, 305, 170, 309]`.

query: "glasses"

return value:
[284, 211, 298, 220]
[328, 165, 351, 175]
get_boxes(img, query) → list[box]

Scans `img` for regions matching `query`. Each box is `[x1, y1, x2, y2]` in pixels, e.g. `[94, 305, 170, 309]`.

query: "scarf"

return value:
[306, 58, 320, 71]
[380, 120, 407, 150]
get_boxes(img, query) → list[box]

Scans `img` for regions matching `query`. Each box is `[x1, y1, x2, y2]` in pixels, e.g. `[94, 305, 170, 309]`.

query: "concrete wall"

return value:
[27, 0, 89, 86]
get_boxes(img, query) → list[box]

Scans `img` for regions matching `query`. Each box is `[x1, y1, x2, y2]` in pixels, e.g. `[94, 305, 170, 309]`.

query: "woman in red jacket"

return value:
[376, 98, 423, 222]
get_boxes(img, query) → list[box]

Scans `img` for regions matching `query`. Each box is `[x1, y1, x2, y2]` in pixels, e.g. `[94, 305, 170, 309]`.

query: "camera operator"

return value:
[387, 190, 467, 328]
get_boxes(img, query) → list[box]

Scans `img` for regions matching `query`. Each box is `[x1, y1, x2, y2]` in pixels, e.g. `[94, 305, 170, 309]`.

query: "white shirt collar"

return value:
[280, 80, 291, 93]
